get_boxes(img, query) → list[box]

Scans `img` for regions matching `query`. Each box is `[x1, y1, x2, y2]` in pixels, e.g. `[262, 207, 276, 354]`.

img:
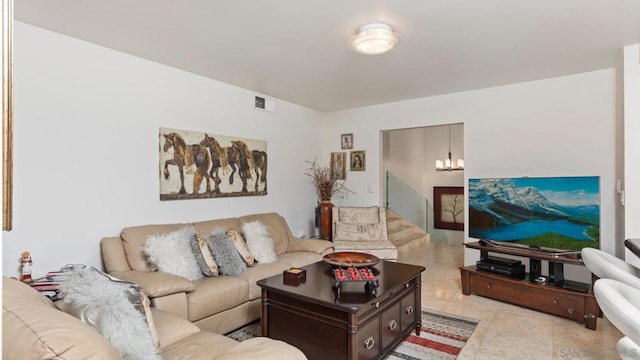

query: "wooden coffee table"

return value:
[257, 260, 425, 360]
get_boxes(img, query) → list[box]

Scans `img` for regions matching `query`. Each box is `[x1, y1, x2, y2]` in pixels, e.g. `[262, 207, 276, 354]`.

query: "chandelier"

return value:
[435, 125, 464, 172]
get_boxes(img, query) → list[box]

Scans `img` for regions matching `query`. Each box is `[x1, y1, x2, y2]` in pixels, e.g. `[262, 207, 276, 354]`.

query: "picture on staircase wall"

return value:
[159, 127, 267, 200]
[434, 186, 464, 231]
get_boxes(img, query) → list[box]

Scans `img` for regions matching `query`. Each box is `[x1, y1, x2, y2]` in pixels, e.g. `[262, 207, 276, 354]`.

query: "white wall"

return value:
[623, 44, 640, 266]
[3, 23, 322, 277]
[322, 69, 619, 273]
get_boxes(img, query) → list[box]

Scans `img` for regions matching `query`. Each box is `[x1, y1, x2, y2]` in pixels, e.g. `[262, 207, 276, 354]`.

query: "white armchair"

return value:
[331, 206, 397, 260]
[593, 279, 640, 360]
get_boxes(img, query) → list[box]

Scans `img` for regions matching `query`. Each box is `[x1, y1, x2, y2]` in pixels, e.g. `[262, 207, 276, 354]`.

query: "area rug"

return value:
[228, 309, 479, 359]
[386, 309, 479, 360]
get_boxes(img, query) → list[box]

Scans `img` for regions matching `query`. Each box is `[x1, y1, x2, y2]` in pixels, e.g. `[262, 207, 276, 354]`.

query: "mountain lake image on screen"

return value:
[468, 176, 600, 251]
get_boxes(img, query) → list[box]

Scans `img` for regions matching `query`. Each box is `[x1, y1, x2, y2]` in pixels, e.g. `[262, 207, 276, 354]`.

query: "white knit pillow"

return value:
[242, 221, 277, 264]
[144, 225, 203, 281]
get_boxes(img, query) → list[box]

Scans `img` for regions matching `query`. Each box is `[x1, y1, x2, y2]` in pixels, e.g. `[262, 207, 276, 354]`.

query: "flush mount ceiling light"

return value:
[349, 23, 400, 55]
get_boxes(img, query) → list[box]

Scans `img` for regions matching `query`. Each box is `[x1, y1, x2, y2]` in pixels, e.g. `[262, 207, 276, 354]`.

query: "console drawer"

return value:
[469, 273, 585, 321]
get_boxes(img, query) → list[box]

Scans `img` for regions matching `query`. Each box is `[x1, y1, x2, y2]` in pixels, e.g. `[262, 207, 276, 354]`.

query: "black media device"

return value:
[548, 262, 564, 284]
[476, 259, 526, 280]
[480, 255, 521, 267]
[529, 259, 542, 282]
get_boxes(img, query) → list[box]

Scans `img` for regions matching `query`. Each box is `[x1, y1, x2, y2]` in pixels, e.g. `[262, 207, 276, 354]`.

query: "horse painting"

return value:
[162, 132, 187, 194]
[192, 144, 212, 194]
[199, 134, 229, 193]
[163, 133, 214, 195]
[160, 127, 267, 200]
[229, 140, 256, 193]
[252, 150, 267, 192]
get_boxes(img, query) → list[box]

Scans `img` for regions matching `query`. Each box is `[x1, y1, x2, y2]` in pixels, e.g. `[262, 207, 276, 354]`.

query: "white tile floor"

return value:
[399, 241, 624, 360]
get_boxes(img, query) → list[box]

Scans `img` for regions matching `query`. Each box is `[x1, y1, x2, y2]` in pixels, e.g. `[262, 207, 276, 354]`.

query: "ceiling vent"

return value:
[254, 95, 275, 112]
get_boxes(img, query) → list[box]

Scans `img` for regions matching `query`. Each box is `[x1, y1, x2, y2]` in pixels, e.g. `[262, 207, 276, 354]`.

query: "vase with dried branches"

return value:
[305, 160, 352, 241]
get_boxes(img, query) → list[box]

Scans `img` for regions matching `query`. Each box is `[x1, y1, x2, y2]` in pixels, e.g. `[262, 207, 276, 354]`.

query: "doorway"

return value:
[382, 123, 464, 244]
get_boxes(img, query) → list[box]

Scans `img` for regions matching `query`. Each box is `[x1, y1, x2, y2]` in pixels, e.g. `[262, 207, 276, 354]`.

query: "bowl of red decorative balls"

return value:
[323, 252, 379, 268]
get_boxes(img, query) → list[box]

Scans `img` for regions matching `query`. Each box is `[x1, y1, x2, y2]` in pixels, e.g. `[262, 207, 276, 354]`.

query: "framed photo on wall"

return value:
[341, 133, 353, 150]
[434, 186, 464, 231]
[350, 150, 366, 171]
[330, 152, 346, 180]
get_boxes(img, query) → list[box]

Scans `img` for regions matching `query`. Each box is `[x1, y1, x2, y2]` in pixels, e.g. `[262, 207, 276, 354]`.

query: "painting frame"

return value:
[350, 150, 366, 171]
[2, 0, 12, 231]
[159, 127, 267, 200]
[341, 133, 353, 150]
[330, 152, 346, 180]
[434, 186, 464, 231]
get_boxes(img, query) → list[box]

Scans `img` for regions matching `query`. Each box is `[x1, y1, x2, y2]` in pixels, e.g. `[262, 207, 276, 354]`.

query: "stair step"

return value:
[387, 225, 416, 239]
[395, 233, 429, 258]
[385, 208, 429, 259]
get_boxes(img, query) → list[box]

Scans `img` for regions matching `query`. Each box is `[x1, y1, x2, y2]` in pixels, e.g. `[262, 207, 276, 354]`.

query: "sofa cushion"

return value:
[337, 206, 380, 224]
[3, 277, 122, 359]
[241, 261, 291, 299]
[277, 252, 324, 269]
[206, 229, 247, 277]
[144, 225, 204, 281]
[161, 330, 239, 360]
[187, 276, 249, 322]
[150, 308, 201, 348]
[121, 222, 190, 271]
[242, 221, 278, 264]
[215, 337, 307, 360]
[193, 217, 243, 236]
[239, 213, 292, 255]
[56, 267, 161, 360]
[333, 223, 385, 241]
[332, 240, 398, 260]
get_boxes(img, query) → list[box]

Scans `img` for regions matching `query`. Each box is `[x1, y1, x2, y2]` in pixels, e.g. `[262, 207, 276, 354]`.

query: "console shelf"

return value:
[460, 241, 599, 330]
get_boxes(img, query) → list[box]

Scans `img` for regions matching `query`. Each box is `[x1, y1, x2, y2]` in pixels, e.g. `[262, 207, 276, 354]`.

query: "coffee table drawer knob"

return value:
[364, 336, 375, 350]
[388, 319, 398, 331]
[405, 306, 414, 315]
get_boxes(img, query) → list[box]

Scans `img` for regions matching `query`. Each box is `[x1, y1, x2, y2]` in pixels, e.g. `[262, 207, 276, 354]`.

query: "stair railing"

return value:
[385, 171, 428, 231]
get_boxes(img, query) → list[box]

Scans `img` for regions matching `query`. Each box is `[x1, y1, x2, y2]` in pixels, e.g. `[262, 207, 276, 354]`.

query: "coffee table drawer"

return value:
[381, 303, 401, 350]
[357, 317, 380, 360]
[400, 291, 417, 333]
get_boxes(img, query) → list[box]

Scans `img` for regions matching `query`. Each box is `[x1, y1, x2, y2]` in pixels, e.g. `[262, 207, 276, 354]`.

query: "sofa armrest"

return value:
[286, 238, 334, 254]
[109, 270, 196, 297]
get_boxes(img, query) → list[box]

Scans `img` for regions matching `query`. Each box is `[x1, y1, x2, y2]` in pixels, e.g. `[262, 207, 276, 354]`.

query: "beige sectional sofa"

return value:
[3, 277, 307, 359]
[101, 212, 334, 334]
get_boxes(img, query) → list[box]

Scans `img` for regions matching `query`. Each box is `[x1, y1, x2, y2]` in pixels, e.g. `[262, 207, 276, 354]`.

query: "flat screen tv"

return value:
[468, 176, 600, 252]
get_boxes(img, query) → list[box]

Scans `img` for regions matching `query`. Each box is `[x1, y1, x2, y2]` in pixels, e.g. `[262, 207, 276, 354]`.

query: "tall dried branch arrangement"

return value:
[305, 159, 353, 201]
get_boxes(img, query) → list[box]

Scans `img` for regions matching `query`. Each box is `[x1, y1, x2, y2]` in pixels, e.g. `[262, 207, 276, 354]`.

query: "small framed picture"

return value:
[341, 133, 353, 150]
[331, 152, 346, 180]
[350, 150, 366, 171]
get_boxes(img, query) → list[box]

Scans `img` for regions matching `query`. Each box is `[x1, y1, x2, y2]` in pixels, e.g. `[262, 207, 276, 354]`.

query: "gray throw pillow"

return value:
[205, 228, 247, 277]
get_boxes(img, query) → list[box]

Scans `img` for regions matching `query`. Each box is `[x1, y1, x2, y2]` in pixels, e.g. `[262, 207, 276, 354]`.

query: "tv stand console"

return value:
[460, 241, 599, 330]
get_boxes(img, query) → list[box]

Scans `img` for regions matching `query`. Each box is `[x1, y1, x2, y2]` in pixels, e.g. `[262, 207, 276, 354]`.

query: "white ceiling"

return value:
[15, 0, 640, 112]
